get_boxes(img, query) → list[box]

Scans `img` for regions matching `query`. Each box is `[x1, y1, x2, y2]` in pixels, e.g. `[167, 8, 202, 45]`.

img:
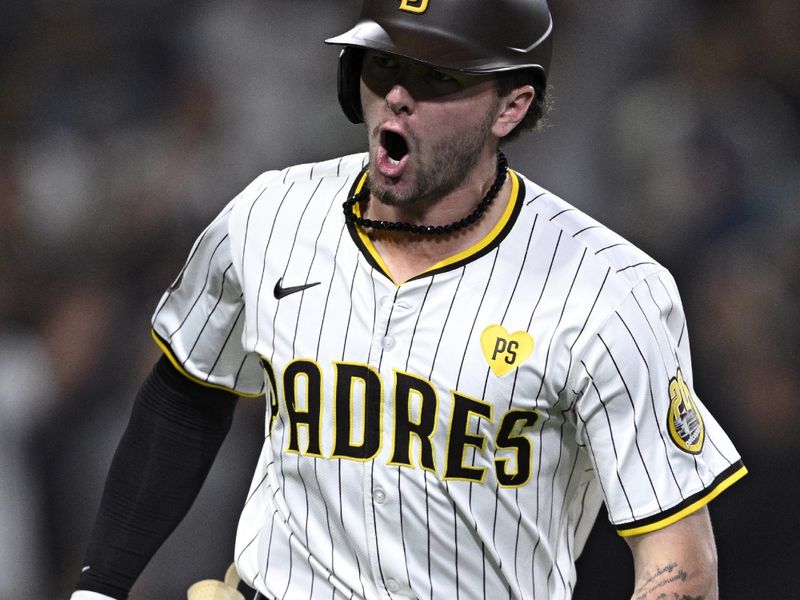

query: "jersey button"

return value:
[373, 487, 386, 504]
[386, 578, 400, 592]
[381, 335, 396, 350]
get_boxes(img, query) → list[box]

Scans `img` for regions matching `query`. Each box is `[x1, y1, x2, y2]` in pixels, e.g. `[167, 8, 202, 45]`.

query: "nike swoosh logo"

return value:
[273, 278, 321, 299]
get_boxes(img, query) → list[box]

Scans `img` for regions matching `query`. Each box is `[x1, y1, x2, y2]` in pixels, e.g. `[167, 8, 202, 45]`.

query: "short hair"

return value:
[495, 69, 553, 143]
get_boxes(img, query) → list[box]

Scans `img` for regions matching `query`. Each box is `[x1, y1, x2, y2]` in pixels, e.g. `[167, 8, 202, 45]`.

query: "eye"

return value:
[372, 54, 399, 71]
[426, 68, 457, 84]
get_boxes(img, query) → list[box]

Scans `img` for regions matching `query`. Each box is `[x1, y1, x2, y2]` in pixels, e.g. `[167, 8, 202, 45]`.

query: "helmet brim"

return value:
[326, 19, 549, 77]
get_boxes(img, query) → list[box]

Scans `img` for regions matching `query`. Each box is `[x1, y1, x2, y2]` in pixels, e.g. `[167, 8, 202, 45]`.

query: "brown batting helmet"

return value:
[325, 0, 553, 123]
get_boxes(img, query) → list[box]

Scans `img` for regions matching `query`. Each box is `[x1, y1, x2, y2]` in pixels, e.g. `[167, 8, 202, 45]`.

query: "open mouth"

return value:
[381, 129, 409, 164]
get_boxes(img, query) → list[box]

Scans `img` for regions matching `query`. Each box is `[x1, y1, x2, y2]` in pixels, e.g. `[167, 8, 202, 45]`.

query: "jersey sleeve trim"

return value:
[151, 330, 264, 399]
[616, 461, 747, 537]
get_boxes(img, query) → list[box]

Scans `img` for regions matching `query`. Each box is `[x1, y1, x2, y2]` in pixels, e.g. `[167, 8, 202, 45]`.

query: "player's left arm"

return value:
[625, 506, 718, 600]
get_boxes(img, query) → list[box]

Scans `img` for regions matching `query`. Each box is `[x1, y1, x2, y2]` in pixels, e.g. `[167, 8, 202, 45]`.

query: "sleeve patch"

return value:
[667, 368, 704, 454]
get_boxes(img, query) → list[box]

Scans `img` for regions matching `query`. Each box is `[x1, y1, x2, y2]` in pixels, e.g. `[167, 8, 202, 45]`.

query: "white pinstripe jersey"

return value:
[152, 153, 745, 599]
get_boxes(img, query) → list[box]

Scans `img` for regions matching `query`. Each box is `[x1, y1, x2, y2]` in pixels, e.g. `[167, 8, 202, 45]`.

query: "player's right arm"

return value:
[71, 355, 239, 599]
[73, 177, 272, 598]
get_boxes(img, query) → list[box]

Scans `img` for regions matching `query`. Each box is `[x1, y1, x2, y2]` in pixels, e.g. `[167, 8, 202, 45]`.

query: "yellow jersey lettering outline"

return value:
[495, 410, 539, 488]
[283, 358, 325, 457]
[265, 358, 540, 486]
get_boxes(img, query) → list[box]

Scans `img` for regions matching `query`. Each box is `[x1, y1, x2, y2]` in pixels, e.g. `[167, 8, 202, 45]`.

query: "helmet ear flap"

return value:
[338, 47, 364, 124]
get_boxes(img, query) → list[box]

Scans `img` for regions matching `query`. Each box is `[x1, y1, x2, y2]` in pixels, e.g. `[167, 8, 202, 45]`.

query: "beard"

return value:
[367, 103, 499, 210]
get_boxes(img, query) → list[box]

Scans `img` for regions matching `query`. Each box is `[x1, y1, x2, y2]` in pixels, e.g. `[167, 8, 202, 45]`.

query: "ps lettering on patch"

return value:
[480, 325, 534, 377]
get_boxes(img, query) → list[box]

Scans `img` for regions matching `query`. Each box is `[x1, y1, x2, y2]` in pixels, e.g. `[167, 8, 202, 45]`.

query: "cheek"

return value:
[359, 80, 384, 125]
[439, 85, 500, 126]
[435, 98, 499, 135]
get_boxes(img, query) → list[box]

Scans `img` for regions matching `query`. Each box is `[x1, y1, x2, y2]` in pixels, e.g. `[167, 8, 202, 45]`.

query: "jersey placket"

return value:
[363, 283, 418, 598]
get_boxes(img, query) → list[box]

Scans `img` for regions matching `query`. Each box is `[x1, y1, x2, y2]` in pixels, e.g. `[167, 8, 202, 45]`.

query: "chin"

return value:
[369, 178, 406, 208]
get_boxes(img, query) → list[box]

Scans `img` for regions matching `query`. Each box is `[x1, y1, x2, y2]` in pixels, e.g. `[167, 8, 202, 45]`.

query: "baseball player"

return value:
[72, 1, 746, 599]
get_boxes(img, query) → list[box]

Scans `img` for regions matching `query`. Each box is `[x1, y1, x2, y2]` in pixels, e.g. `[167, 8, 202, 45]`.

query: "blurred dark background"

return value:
[0, 1, 797, 598]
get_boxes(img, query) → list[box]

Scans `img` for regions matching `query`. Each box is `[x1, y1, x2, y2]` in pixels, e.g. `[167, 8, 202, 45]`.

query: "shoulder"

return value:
[515, 172, 669, 294]
[275, 153, 369, 184]
[225, 153, 368, 222]
[216, 154, 368, 263]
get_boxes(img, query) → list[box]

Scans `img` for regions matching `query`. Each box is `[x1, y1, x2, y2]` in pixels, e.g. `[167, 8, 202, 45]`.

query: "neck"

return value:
[366, 149, 501, 229]
[346, 149, 506, 236]
[346, 150, 514, 283]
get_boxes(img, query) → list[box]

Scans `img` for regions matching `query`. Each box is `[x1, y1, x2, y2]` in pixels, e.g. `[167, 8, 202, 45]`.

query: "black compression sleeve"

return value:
[75, 355, 239, 599]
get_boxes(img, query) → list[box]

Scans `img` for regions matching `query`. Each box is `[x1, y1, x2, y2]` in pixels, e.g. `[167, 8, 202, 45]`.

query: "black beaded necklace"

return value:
[343, 151, 508, 235]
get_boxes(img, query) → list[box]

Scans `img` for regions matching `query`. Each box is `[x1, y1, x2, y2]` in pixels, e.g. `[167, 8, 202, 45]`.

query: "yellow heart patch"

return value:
[480, 325, 534, 377]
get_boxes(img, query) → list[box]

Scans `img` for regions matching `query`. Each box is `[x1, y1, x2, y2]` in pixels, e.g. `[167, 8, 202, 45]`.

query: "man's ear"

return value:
[492, 85, 535, 139]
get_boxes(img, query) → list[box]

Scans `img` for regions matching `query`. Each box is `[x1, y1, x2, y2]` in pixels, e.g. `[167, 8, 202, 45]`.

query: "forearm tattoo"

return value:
[633, 561, 706, 600]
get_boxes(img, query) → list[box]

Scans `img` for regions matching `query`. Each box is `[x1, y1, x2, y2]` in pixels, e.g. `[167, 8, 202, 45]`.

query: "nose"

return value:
[385, 81, 416, 116]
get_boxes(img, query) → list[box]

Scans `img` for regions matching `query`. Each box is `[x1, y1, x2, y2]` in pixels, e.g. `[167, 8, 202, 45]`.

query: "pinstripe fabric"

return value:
[151, 153, 744, 599]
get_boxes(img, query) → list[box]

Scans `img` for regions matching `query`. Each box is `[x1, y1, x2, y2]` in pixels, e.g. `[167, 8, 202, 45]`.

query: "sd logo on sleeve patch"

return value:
[667, 368, 705, 454]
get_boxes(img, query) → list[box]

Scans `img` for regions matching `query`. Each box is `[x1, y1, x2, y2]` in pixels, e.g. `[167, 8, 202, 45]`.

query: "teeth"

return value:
[388, 156, 400, 166]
